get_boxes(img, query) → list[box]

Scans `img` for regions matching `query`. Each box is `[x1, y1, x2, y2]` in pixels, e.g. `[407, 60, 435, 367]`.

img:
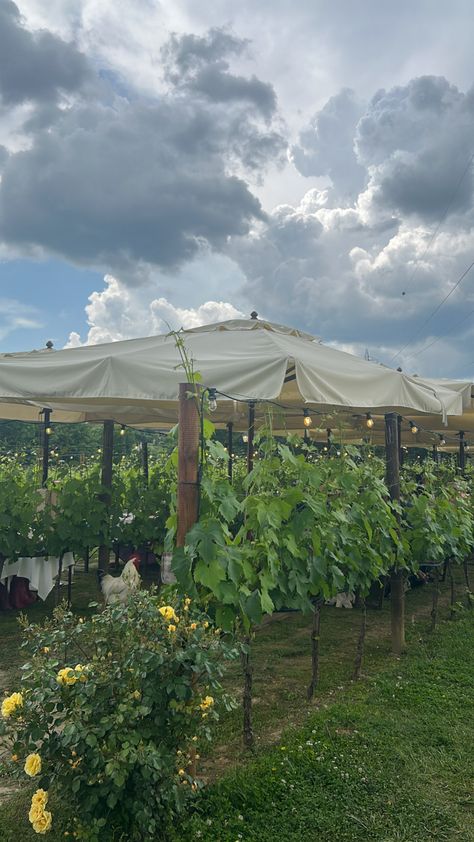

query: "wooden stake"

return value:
[98, 420, 114, 573]
[385, 412, 405, 655]
[176, 383, 199, 548]
[246, 402, 255, 474]
[41, 408, 51, 488]
[307, 598, 322, 700]
[141, 439, 149, 486]
[227, 422, 233, 483]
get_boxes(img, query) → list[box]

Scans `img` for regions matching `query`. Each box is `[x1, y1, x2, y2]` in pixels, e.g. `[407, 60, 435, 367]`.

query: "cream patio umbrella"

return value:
[0, 317, 466, 424]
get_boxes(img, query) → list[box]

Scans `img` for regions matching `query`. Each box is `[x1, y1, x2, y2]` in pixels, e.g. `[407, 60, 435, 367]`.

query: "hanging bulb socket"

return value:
[303, 408, 313, 428]
[207, 387, 218, 412]
[439, 435, 446, 446]
[366, 413, 374, 429]
[409, 421, 418, 435]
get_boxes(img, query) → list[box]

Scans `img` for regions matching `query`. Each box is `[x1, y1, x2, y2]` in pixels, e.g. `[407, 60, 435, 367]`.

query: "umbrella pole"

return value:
[176, 383, 199, 548]
[227, 422, 233, 483]
[397, 415, 404, 466]
[98, 420, 114, 574]
[247, 402, 255, 474]
[385, 412, 405, 655]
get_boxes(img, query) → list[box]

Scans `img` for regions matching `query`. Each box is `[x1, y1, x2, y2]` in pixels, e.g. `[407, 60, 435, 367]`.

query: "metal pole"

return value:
[41, 408, 51, 488]
[176, 383, 199, 548]
[247, 402, 255, 473]
[227, 422, 233, 483]
[459, 431, 466, 474]
[385, 412, 405, 656]
[98, 420, 114, 573]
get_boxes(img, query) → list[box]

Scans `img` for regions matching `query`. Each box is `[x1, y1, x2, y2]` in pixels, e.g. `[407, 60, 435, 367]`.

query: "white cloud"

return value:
[65, 274, 244, 346]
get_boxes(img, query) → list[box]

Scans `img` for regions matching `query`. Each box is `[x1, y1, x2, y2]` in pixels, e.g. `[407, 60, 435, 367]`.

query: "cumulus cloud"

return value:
[291, 88, 366, 198]
[0, 25, 285, 275]
[65, 274, 244, 346]
[0, 1, 91, 105]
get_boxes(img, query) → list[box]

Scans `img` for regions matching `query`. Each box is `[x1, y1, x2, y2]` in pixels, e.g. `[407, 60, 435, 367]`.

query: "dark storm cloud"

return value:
[0, 0, 90, 105]
[0, 27, 285, 273]
[163, 29, 277, 119]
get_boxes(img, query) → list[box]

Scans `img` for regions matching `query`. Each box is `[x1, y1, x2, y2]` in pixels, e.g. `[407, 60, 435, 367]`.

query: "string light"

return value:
[409, 421, 419, 434]
[303, 408, 313, 428]
[120, 425, 126, 436]
[45, 426, 53, 436]
[207, 387, 218, 412]
[242, 433, 249, 444]
[366, 413, 374, 429]
[439, 434, 446, 446]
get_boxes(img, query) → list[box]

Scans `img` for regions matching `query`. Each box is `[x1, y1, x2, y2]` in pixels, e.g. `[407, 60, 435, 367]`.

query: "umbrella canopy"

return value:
[0, 318, 465, 427]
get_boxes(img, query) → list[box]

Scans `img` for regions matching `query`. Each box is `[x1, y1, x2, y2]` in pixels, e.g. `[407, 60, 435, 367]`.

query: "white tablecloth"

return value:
[0, 553, 75, 601]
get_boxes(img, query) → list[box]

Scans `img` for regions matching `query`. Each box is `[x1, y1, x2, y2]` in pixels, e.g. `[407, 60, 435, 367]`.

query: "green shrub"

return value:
[0, 590, 237, 840]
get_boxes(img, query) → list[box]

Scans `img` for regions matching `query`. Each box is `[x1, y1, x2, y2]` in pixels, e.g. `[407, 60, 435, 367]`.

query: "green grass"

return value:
[0, 566, 473, 840]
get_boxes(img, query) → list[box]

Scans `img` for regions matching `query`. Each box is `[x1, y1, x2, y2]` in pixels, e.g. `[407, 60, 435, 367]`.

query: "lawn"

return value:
[0, 562, 472, 841]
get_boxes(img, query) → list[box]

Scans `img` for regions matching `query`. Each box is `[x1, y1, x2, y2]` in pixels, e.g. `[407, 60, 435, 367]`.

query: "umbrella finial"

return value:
[250, 311, 258, 320]
[45, 340, 54, 349]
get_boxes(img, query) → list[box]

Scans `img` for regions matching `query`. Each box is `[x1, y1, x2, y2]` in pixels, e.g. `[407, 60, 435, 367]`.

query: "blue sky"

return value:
[0, 259, 101, 351]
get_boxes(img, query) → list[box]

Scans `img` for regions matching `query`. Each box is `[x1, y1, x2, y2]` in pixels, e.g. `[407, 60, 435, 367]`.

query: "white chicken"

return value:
[98, 555, 141, 605]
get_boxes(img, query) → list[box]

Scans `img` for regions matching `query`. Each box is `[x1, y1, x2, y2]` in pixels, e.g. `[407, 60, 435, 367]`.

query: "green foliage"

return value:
[1, 591, 237, 841]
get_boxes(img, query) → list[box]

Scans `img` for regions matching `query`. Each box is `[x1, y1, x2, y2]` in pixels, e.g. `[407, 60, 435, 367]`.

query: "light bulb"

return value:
[45, 426, 53, 436]
[410, 422, 418, 435]
[323, 446, 328, 452]
[242, 434, 249, 444]
[120, 425, 126, 436]
[366, 413, 374, 429]
[303, 409, 313, 428]
[439, 435, 446, 446]
[207, 387, 218, 412]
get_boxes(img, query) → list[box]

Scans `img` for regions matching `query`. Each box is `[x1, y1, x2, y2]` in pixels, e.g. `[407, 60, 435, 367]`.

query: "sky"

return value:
[1, 0, 474, 378]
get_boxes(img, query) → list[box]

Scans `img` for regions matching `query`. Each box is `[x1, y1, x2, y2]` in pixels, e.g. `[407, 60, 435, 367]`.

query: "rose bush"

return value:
[0, 591, 237, 840]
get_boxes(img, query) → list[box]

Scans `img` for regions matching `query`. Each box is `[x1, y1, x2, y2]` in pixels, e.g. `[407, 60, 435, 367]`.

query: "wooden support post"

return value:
[385, 412, 405, 656]
[459, 431, 466, 474]
[176, 383, 200, 548]
[432, 444, 439, 463]
[98, 420, 114, 573]
[41, 408, 51, 488]
[227, 422, 233, 483]
[141, 439, 149, 486]
[397, 415, 404, 466]
[247, 402, 255, 474]
[326, 427, 332, 456]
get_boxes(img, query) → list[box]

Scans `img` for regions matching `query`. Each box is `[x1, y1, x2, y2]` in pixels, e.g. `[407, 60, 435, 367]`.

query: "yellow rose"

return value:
[199, 695, 214, 711]
[202, 621, 209, 629]
[189, 623, 198, 631]
[32, 810, 52, 834]
[132, 690, 141, 700]
[24, 753, 42, 777]
[57, 668, 77, 686]
[29, 803, 45, 824]
[42, 647, 50, 654]
[167, 624, 176, 633]
[159, 605, 178, 623]
[1, 692, 23, 718]
[178, 768, 185, 776]
[31, 789, 48, 808]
